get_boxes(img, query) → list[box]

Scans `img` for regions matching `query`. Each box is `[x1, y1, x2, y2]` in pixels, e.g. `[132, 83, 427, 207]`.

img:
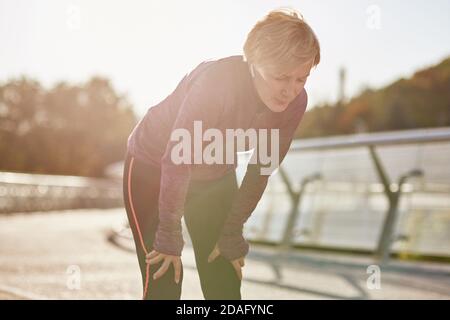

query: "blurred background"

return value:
[0, 0, 449, 300]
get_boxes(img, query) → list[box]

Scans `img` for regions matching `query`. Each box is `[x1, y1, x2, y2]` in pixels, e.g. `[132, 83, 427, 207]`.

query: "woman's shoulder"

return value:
[189, 55, 246, 83]
[183, 55, 247, 101]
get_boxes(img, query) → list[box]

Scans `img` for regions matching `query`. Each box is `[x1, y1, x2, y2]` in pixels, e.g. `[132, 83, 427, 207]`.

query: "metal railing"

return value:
[242, 127, 450, 264]
[0, 171, 122, 213]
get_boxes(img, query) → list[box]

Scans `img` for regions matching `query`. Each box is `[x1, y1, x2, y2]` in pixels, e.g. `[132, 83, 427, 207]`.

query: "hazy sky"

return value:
[1, 0, 449, 116]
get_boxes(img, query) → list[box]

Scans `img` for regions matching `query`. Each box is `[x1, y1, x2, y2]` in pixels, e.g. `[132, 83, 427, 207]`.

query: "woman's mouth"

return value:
[274, 97, 288, 105]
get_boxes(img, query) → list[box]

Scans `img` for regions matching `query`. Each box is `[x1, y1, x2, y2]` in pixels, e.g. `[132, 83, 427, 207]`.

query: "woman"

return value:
[123, 8, 320, 300]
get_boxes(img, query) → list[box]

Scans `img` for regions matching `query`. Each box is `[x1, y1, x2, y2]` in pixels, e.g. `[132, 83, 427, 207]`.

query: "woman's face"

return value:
[251, 58, 314, 112]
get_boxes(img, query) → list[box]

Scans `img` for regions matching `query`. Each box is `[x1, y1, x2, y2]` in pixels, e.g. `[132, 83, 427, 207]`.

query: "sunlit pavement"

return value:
[0, 208, 449, 300]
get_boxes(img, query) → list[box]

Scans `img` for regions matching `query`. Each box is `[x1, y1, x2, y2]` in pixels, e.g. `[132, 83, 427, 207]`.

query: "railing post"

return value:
[369, 145, 423, 264]
[277, 167, 321, 251]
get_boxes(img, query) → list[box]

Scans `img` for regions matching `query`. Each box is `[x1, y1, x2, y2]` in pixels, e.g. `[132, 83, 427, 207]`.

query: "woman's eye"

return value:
[274, 76, 306, 82]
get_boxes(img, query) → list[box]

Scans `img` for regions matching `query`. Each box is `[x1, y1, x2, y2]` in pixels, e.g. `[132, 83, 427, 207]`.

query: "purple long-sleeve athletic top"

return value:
[127, 55, 308, 260]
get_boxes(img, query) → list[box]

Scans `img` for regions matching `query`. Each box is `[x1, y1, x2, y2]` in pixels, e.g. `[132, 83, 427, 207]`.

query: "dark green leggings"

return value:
[123, 151, 242, 300]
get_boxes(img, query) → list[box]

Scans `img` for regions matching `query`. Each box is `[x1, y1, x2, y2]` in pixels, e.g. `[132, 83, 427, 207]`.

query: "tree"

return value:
[0, 76, 137, 177]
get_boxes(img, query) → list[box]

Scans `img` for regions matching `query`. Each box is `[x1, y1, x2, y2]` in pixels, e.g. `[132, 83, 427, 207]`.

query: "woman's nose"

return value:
[281, 84, 300, 100]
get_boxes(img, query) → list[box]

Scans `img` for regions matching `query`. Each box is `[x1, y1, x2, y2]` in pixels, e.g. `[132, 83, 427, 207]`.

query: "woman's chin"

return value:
[267, 103, 288, 112]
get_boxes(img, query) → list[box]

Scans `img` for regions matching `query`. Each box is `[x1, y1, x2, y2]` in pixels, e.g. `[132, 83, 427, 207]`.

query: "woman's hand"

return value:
[207, 243, 245, 280]
[146, 250, 182, 284]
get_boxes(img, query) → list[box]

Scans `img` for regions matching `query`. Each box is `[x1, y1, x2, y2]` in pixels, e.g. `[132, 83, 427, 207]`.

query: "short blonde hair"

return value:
[243, 8, 320, 73]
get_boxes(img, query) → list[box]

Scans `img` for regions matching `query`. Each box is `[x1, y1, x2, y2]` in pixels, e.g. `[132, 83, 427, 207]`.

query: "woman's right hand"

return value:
[207, 243, 245, 280]
[146, 250, 182, 284]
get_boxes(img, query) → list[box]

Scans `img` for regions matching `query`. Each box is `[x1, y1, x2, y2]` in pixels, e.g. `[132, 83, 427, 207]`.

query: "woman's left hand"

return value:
[207, 243, 245, 280]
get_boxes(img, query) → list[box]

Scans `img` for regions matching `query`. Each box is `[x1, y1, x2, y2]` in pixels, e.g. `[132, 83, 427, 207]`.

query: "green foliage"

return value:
[296, 56, 450, 138]
[0, 76, 137, 177]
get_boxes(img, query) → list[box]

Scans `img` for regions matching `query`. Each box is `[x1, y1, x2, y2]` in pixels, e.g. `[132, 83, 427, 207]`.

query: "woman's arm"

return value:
[217, 90, 308, 261]
[153, 75, 226, 257]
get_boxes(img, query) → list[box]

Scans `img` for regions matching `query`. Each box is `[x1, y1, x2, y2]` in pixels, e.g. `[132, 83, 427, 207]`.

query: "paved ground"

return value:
[0, 208, 449, 300]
